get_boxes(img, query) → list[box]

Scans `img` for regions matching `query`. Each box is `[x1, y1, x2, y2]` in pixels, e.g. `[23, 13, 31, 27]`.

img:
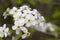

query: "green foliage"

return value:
[10, 0, 22, 5]
[51, 6, 60, 25]
[3, 2, 9, 8]
[27, 27, 35, 33]
[39, 0, 53, 3]
[0, 37, 2, 40]
[0, 2, 9, 10]
[27, 0, 36, 5]
[16, 0, 22, 5]
[0, 6, 3, 10]
[55, 27, 60, 33]
[47, 37, 58, 40]
[9, 29, 14, 34]
[51, 20, 57, 25]
[52, 7, 60, 18]
[46, 27, 51, 32]
[15, 32, 22, 40]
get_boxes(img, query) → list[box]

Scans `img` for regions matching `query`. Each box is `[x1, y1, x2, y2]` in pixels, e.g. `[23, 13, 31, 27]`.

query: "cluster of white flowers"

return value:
[3, 5, 44, 39]
[2, 5, 56, 39]
[0, 24, 10, 38]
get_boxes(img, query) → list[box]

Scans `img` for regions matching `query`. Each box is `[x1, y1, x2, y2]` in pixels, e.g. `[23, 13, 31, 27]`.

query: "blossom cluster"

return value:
[1, 5, 56, 39]
[3, 5, 45, 39]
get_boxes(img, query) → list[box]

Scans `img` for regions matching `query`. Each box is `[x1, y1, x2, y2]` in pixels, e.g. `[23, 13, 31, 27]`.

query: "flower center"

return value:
[27, 32, 30, 36]
[19, 16, 21, 19]
[28, 19, 30, 22]
[17, 26, 20, 28]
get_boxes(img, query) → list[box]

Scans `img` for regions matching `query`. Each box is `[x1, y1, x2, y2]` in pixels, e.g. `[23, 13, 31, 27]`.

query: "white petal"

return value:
[0, 27, 3, 32]
[12, 7, 17, 11]
[31, 20, 38, 25]
[4, 27, 9, 32]
[12, 36, 15, 40]
[49, 27, 54, 31]
[4, 33, 7, 37]
[12, 25, 17, 30]
[3, 24, 6, 30]
[22, 34, 27, 39]
[25, 22, 31, 27]
[4, 16, 7, 19]
[0, 32, 4, 38]
[20, 27, 28, 33]
[16, 29, 20, 34]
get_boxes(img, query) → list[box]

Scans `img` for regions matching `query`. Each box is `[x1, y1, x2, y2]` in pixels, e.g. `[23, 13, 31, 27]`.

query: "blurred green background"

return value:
[0, 0, 60, 40]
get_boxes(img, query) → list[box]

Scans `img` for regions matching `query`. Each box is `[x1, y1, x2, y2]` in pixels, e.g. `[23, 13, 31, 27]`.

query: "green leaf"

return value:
[27, 27, 35, 33]
[9, 29, 14, 34]
[16, 0, 22, 5]
[15, 32, 22, 40]
[52, 8, 60, 18]
[0, 37, 2, 40]
[39, 0, 53, 3]
[10, 0, 22, 5]
[51, 20, 57, 24]
[0, 6, 3, 10]
[27, 0, 36, 5]
[55, 27, 60, 32]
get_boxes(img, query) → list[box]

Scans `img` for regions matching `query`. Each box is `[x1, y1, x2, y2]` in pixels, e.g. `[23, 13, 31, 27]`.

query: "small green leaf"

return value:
[15, 32, 22, 40]
[27, 27, 35, 33]
[27, 0, 36, 5]
[16, 0, 22, 5]
[53, 11, 60, 18]
[55, 27, 60, 32]
[39, 0, 53, 3]
[9, 29, 14, 34]
[10, 0, 22, 5]
[0, 37, 2, 40]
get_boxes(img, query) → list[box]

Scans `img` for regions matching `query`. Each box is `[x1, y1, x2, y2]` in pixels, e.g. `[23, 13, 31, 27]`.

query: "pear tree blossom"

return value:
[2, 5, 56, 39]
[0, 24, 10, 38]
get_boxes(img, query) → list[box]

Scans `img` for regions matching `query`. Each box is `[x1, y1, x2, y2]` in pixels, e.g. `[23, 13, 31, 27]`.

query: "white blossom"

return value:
[12, 25, 28, 34]
[0, 24, 10, 38]
[14, 18, 25, 26]
[46, 22, 56, 32]
[3, 5, 56, 39]
[22, 32, 30, 39]
[3, 8, 10, 19]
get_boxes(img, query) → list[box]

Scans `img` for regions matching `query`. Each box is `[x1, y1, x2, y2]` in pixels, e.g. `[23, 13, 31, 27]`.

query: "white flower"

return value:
[23, 10, 32, 14]
[14, 18, 25, 26]
[9, 7, 18, 15]
[0, 24, 10, 38]
[13, 12, 22, 21]
[25, 14, 38, 27]
[20, 5, 31, 11]
[46, 22, 56, 32]
[22, 32, 30, 39]
[25, 14, 36, 21]
[3, 8, 10, 19]
[12, 25, 28, 34]
[12, 7, 18, 11]
[0, 27, 4, 37]
[12, 25, 20, 34]
[39, 16, 45, 22]
[39, 22, 46, 32]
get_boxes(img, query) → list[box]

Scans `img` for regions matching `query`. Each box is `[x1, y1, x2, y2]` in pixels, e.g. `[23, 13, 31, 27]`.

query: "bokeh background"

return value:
[0, 0, 60, 40]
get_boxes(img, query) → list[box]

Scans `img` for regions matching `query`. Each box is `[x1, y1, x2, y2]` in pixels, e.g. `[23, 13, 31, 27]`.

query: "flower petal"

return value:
[12, 25, 17, 30]
[22, 34, 27, 39]
[20, 27, 28, 33]
[16, 29, 20, 34]
[4, 33, 7, 37]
